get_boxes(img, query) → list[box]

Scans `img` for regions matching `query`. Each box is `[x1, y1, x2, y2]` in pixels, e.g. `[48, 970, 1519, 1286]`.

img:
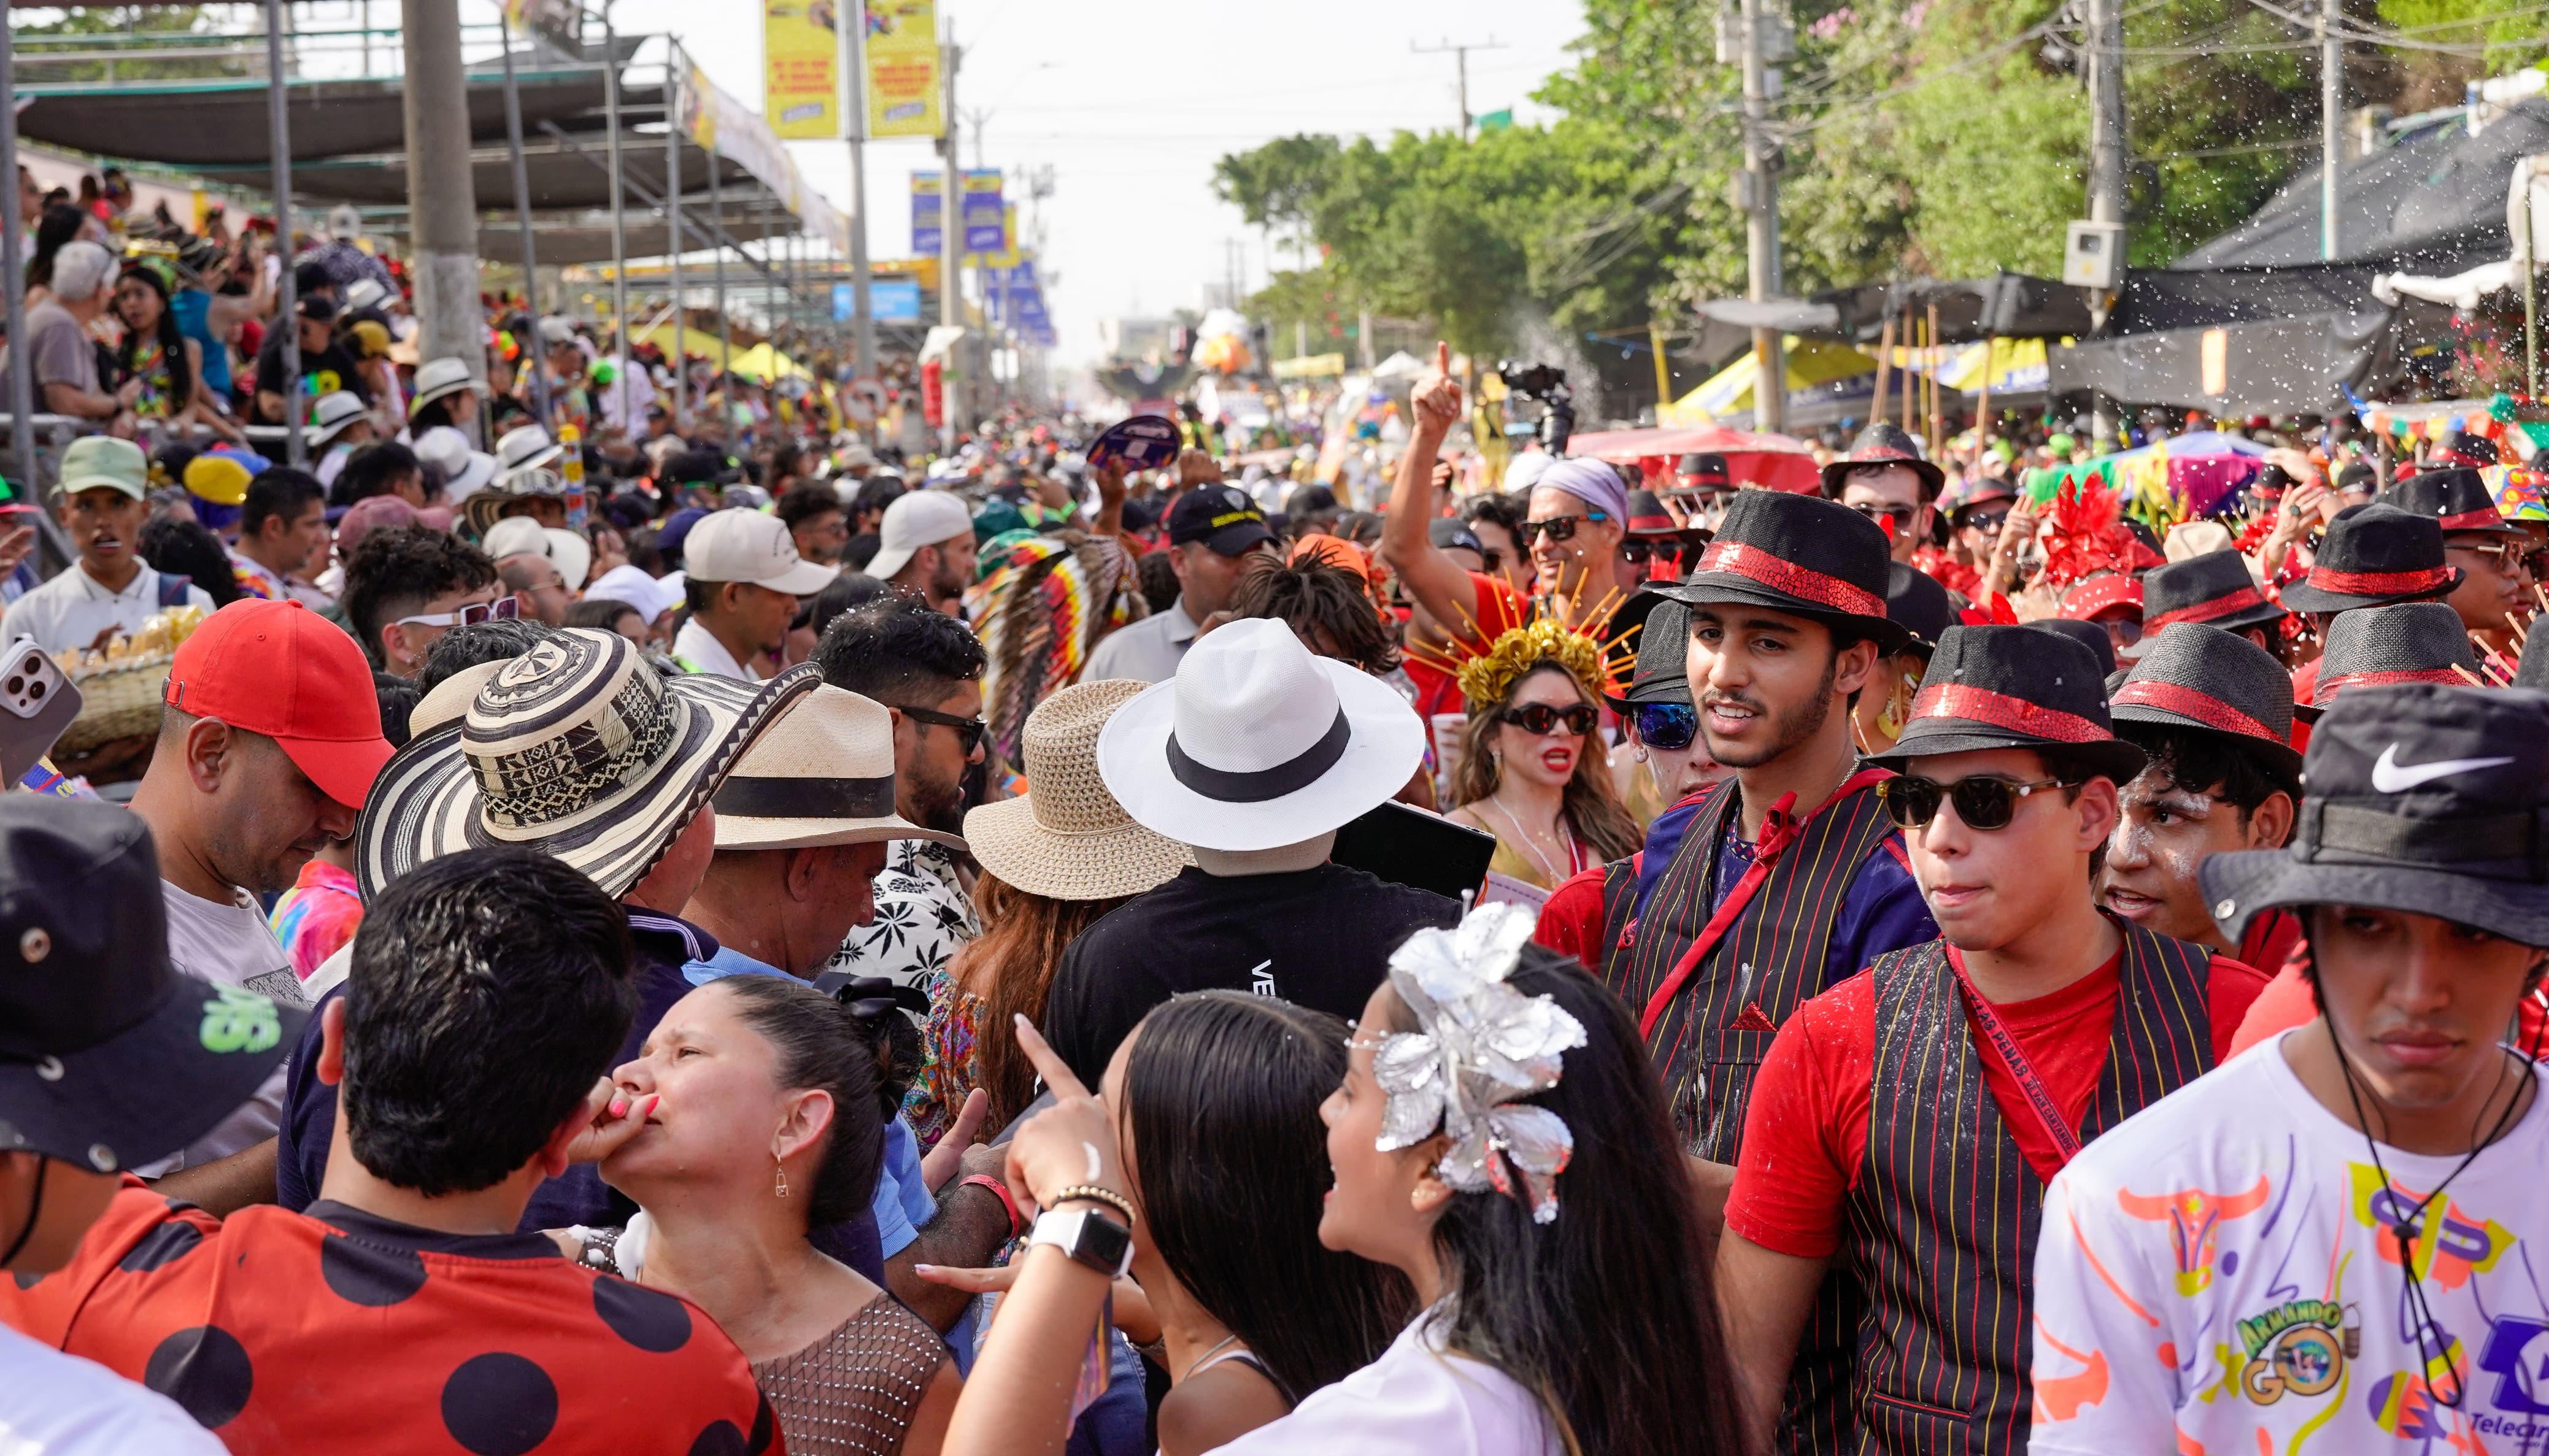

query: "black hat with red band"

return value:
[2108, 622, 2302, 780]
[1868, 623, 2146, 784]
[1656, 488, 1911, 652]
[2141, 548, 2288, 637]
[1676, 453, 1732, 490]
[2297, 601, 2478, 723]
[2379, 465, 2520, 537]
[1819, 422, 1946, 500]
[1625, 488, 1679, 537]
[2273, 503, 2462, 614]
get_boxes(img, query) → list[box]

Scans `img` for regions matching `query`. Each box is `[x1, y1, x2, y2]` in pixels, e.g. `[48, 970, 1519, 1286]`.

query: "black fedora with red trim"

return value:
[1676, 453, 1731, 490]
[1657, 488, 1911, 652]
[1868, 624, 2146, 782]
[2379, 465, 2520, 537]
[1820, 422, 1946, 500]
[2108, 622, 2302, 781]
[2297, 601, 2477, 723]
[2274, 503, 2462, 614]
[2142, 548, 2287, 636]
[1625, 488, 1679, 536]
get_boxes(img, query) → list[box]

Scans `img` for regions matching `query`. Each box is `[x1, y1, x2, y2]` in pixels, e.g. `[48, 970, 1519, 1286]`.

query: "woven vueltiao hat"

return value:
[2381, 465, 2520, 536]
[2108, 622, 2302, 780]
[1870, 623, 2146, 783]
[2276, 503, 2461, 614]
[357, 629, 817, 899]
[2297, 601, 2478, 723]
[2141, 548, 2286, 636]
[963, 679, 1192, 900]
[712, 686, 967, 854]
[2202, 684, 2549, 947]
[1656, 489, 1910, 653]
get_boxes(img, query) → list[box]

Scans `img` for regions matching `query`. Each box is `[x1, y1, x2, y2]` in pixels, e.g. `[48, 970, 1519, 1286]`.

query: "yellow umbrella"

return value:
[1660, 337, 1876, 426]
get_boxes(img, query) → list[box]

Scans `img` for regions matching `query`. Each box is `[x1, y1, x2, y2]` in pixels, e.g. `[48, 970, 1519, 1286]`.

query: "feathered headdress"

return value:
[1375, 903, 1587, 1223]
[2035, 478, 2162, 593]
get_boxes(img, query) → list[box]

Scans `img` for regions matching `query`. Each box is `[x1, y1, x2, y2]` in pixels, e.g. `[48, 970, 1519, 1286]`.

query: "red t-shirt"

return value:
[0, 1184, 776, 1455]
[1403, 571, 1532, 722]
[1535, 863, 1615, 965]
[1724, 944, 2269, 1260]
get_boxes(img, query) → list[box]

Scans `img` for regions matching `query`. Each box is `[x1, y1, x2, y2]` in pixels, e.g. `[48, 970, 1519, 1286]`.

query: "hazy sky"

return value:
[560, 0, 1592, 361]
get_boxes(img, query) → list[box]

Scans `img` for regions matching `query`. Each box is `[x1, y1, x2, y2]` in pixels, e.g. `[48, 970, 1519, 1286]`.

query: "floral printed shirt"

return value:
[824, 839, 979, 998]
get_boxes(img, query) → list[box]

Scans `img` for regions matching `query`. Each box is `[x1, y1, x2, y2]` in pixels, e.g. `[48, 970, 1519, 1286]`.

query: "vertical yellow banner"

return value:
[863, 0, 942, 139]
[763, 0, 839, 139]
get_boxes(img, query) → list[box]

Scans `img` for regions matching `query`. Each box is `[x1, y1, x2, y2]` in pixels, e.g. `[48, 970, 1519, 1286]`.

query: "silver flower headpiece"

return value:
[1373, 903, 1587, 1224]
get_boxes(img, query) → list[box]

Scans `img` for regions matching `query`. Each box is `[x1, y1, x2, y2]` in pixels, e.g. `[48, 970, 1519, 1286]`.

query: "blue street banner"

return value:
[831, 279, 925, 323]
[912, 170, 1003, 255]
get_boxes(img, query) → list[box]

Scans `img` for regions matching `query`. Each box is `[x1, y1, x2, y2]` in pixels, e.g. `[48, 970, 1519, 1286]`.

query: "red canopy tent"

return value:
[1564, 425, 1821, 495]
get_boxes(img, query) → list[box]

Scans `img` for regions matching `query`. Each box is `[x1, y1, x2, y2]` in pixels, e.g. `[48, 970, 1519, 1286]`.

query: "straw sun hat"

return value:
[963, 678, 1191, 900]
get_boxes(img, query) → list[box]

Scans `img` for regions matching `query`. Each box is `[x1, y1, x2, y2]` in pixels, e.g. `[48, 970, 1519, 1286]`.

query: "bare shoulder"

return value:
[1157, 1359, 1292, 1456]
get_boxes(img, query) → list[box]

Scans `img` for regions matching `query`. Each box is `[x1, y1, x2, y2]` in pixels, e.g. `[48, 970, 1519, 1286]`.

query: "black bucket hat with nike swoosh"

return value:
[2202, 683, 2549, 947]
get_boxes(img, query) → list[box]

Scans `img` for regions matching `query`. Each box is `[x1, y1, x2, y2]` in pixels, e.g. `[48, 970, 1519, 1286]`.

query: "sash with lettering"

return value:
[1842, 919, 2214, 1456]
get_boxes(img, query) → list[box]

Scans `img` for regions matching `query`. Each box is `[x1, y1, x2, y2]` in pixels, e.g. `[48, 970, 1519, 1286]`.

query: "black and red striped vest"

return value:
[1602, 773, 1900, 1456]
[1604, 774, 1902, 1157]
[1842, 921, 2214, 1455]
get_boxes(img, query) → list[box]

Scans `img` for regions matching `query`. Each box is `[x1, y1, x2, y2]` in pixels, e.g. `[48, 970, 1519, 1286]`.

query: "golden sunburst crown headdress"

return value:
[1411, 578, 1643, 714]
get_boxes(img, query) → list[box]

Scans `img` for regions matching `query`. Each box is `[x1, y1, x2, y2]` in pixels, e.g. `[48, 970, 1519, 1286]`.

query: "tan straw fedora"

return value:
[712, 686, 968, 853]
[964, 679, 1191, 900]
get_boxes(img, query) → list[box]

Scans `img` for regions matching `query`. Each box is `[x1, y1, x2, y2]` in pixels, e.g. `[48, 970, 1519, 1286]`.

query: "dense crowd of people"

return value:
[2, 169, 2549, 1456]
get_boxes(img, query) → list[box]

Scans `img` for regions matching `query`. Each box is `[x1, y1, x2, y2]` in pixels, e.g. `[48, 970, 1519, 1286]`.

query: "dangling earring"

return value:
[774, 1161, 790, 1199]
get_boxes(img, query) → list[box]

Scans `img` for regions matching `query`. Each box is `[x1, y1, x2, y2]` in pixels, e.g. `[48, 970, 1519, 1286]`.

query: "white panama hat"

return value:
[1096, 617, 1424, 852]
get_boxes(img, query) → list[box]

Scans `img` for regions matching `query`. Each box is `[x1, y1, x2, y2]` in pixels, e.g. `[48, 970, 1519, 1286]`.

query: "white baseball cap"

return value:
[681, 507, 839, 596]
[866, 490, 975, 580]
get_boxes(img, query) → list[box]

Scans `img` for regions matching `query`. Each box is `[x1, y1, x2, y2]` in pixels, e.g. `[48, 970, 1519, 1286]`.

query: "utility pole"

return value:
[1411, 37, 1505, 138]
[402, 0, 481, 443]
[2083, 0, 2125, 444]
[264, 0, 306, 466]
[842, 6, 874, 387]
[665, 57, 687, 433]
[601, 0, 630, 436]
[939, 37, 963, 450]
[498, 28, 551, 430]
[2319, 0, 2340, 260]
[1727, 0, 1791, 433]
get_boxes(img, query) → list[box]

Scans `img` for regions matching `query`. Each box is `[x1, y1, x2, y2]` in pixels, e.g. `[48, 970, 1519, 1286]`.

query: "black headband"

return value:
[712, 773, 897, 821]
[1165, 708, 1352, 804]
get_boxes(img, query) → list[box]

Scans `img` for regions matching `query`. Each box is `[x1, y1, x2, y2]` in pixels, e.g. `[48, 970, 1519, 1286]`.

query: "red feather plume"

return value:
[2035, 478, 2161, 593]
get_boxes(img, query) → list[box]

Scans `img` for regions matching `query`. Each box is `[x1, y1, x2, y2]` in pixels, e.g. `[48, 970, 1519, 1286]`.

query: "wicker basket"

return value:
[54, 654, 175, 755]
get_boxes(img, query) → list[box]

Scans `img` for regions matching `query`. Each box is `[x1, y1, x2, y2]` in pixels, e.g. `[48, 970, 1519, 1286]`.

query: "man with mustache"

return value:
[1608, 490, 1940, 1450]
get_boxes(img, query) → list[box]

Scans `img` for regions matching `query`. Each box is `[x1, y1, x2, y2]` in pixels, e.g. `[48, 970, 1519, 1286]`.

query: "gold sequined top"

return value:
[750, 1295, 948, 1456]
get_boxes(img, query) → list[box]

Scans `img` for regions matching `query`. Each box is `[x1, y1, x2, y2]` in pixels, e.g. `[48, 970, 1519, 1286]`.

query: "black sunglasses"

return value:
[1622, 539, 1684, 568]
[1959, 509, 2010, 534]
[1849, 501, 1916, 525]
[1516, 510, 1610, 545]
[1497, 703, 1600, 736]
[896, 703, 989, 757]
[1876, 774, 2064, 831]
[1632, 701, 1697, 750]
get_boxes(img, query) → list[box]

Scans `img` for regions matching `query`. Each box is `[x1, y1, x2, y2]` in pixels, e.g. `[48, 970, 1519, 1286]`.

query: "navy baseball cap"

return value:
[1167, 485, 1273, 556]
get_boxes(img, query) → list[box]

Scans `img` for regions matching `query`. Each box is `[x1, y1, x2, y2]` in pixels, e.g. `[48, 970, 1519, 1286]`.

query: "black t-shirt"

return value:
[1042, 862, 1462, 1087]
[253, 332, 370, 419]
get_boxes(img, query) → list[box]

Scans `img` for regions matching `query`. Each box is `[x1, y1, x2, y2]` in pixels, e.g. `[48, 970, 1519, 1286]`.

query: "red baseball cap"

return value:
[163, 599, 393, 810]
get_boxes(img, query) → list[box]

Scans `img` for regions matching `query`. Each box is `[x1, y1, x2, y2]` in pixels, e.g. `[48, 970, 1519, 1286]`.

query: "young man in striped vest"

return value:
[1718, 624, 2272, 1455]
[1612, 490, 1939, 1452]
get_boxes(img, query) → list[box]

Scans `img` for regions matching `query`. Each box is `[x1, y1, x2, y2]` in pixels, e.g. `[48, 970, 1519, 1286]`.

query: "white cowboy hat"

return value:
[496, 423, 564, 476]
[965, 679, 1190, 899]
[711, 687, 966, 854]
[410, 356, 488, 415]
[1097, 617, 1424, 852]
[482, 516, 592, 591]
[357, 630, 817, 899]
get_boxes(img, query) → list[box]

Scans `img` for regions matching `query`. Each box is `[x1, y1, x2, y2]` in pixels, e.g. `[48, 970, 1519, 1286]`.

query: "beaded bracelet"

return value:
[1047, 1184, 1136, 1224]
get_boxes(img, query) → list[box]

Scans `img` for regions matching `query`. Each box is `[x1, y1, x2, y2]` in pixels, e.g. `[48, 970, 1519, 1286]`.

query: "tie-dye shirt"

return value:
[2031, 1034, 2549, 1456]
[268, 858, 364, 982]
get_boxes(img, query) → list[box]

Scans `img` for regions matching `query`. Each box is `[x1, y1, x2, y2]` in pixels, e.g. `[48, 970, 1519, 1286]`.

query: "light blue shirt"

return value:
[682, 944, 935, 1258]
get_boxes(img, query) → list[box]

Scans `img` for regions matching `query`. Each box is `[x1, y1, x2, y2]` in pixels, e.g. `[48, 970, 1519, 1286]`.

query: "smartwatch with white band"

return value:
[1028, 1206, 1134, 1279]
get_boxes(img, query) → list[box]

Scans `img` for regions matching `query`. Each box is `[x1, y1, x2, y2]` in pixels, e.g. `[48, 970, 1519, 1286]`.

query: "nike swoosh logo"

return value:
[2370, 744, 2515, 793]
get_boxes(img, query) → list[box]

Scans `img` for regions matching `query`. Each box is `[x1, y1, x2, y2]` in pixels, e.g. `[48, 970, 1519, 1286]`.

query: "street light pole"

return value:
[601, 1, 631, 432]
[264, 0, 306, 466]
[401, 0, 483, 444]
[1735, 0, 1787, 434]
[498, 26, 552, 429]
[843, 6, 875, 384]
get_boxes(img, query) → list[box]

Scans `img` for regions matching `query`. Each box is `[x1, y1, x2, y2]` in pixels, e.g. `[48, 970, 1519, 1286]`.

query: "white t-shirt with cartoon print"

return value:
[2031, 1033, 2549, 1455]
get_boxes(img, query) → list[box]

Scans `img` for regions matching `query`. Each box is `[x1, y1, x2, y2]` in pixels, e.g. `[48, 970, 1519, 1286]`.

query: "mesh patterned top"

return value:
[750, 1295, 949, 1456]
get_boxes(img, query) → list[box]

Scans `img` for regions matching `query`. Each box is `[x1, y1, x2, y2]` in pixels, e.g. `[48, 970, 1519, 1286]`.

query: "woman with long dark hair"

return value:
[936, 909, 1742, 1456]
[1444, 622, 1640, 889]
[112, 261, 242, 444]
